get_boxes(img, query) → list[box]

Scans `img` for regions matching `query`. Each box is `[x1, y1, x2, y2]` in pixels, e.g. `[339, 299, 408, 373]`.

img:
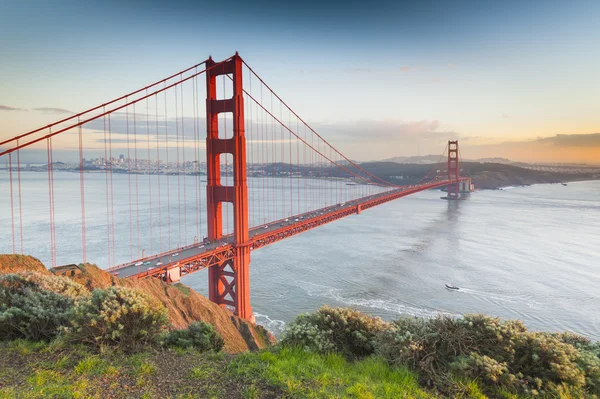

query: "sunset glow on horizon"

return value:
[1, 0, 598, 164]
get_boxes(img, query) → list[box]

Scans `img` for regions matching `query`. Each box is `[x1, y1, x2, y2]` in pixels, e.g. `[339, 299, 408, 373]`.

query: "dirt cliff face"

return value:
[0, 255, 275, 353]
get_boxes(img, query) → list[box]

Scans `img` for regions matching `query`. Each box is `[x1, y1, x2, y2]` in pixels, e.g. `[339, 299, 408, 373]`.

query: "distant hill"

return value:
[380, 155, 515, 165]
[357, 161, 599, 190]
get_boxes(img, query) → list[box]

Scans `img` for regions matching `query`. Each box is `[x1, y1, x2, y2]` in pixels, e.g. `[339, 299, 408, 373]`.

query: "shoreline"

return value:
[476, 177, 600, 191]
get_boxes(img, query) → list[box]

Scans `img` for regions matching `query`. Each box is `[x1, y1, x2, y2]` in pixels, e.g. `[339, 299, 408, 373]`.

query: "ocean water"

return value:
[1, 172, 598, 339]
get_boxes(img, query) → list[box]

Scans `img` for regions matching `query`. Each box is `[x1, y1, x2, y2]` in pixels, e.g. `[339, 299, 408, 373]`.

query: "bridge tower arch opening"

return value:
[205, 53, 252, 320]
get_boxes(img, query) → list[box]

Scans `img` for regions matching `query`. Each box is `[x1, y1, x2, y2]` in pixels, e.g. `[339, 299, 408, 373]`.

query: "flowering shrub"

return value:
[0, 273, 85, 340]
[18, 271, 89, 300]
[375, 313, 600, 397]
[450, 353, 509, 385]
[281, 306, 388, 358]
[161, 321, 224, 352]
[67, 286, 168, 351]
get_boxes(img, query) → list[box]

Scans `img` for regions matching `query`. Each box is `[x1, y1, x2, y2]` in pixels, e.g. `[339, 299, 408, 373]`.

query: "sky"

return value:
[1, 0, 599, 164]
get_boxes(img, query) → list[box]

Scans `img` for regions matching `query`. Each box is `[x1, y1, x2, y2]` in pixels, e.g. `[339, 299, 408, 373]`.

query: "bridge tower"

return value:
[447, 140, 460, 199]
[205, 53, 253, 320]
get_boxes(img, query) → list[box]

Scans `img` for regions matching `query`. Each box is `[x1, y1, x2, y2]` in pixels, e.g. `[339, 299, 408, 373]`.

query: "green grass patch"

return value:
[173, 283, 191, 297]
[74, 355, 110, 376]
[7, 339, 47, 355]
[228, 346, 436, 398]
[26, 369, 91, 398]
[189, 366, 211, 380]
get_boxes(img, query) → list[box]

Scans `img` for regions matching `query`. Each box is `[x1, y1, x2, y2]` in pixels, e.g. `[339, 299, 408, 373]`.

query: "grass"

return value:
[0, 339, 279, 399]
[0, 339, 439, 399]
[74, 356, 110, 375]
[7, 339, 47, 355]
[172, 283, 191, 297]
[4, 339, 587, 399]
[228, 346, 436, 398]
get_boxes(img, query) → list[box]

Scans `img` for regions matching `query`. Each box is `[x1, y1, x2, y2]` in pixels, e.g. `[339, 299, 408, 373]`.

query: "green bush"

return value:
[161, 321, 224, 352]
[281, 306, 388, 358]
[67, 286, 168, 351]
[0, 273, 82, 341]
[375, 313, 600, 397]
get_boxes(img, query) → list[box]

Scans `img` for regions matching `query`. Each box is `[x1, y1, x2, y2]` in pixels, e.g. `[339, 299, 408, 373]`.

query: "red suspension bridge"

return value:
[0, 53, 472, 320]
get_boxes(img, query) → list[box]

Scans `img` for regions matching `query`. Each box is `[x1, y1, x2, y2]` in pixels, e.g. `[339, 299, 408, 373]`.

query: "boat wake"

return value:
[457, 287, 542, 308]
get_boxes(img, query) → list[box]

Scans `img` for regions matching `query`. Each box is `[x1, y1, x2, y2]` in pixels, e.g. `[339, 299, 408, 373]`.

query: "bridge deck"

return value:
[108, 178, 463, 280]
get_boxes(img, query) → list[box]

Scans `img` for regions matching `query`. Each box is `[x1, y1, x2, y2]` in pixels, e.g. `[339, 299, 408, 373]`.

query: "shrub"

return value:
[281, 306, 388, 358]
[18, 271, 89, 300]
[0, 273, 79, 340]
[375, 313, 600, 397]
[161, 321, 224, 352]
[449, 353, 509, 385]
[67, 286, 168, 351]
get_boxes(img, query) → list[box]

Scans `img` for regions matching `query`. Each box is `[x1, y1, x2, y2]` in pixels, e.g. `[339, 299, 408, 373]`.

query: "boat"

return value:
[562, 183, 567, 186]
[445, 284, 459, 290]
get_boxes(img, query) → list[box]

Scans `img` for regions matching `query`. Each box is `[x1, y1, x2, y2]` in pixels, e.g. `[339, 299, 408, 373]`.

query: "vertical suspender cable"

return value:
[16, 140, 23, 254]
[108, 114, 116, 266]
[296, 116, 300, 215]
[146, 92, 153, 255]
[174, 86, 181, 247]
[164, 87, 172, 250]
[103, 112, 111, 267]
[193, 73, 200, 241]
[47, 135, 56, 268]
[180, 78, 187, 245]
[126, 99, 133, 260]
[133, 103, 141, 258]
[165, 87, 173, 249]
[9, 153, 15, 253]
[155, 94, 162, 253]
[288, 107, 292, 217]
[78, 124, 86, 263]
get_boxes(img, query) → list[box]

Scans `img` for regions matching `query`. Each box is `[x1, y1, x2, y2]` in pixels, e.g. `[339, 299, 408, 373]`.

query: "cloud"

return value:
[535, 133, 600, 147]
[501, 114, 509, 119]
[84, 113, 206, 140]
[33, 107, 74, 115]
[399, 66, 411, 72]
[0, 105, 23, 111]
[0, 105, 74, 113]
[313, 119, 457, 142]
[462, 132, 600, 164]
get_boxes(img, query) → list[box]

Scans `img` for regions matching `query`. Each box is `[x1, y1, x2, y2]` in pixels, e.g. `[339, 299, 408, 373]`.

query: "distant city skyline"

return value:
[1, 0, 599, 163]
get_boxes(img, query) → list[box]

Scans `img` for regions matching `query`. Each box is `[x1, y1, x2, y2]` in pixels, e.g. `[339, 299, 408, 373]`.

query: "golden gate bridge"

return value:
[0, 53, 472, 321]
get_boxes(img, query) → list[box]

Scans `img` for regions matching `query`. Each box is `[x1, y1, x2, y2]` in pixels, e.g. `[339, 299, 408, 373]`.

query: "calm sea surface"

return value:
[1, 172, 599, 339]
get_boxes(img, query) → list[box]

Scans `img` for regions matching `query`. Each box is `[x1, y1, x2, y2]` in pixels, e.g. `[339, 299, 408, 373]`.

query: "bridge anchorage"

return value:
[1, 52, 474, 322]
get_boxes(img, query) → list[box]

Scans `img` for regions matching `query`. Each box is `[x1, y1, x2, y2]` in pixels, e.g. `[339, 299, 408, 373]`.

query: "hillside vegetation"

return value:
[0, 255, 274, 353]
[1, 255, 599, 398]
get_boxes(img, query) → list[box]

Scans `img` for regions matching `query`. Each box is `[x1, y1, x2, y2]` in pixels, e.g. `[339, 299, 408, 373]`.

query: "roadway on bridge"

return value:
[110, 186, 413, 278]
[110, 178, 463, 279]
